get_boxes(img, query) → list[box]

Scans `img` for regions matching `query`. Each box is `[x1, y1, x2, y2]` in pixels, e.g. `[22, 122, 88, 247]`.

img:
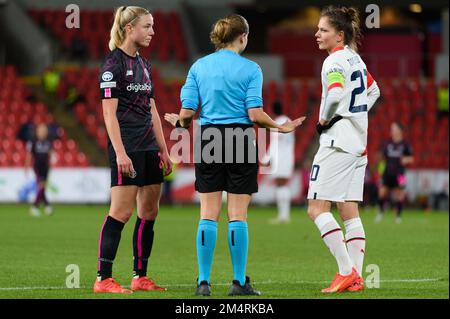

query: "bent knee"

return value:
[307, 206, 320, 221]
[139, 205, 159, 220]
[109, 210, 133, 224]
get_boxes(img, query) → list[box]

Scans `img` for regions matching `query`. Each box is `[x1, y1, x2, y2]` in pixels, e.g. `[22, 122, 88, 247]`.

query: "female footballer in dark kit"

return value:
[165, 14, 305, 296]
[25, 123, 54, 217]
[94, 6, 172, 294]
[375, 122, 413, 224]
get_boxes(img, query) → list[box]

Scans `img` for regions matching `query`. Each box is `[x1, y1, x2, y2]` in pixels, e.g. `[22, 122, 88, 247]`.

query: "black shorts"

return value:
[109, 150, 163, 187]
[194, 124, 259, 195]
[382, 173, 406, 189]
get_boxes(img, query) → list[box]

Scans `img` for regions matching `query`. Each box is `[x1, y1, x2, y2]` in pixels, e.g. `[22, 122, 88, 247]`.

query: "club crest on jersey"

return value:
[102, 71, 114, 82]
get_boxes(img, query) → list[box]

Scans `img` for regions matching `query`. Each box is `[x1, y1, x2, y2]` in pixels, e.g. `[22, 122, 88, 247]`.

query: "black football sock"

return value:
[42, 189, 49, 206]
[34, 186, 44, 206]
[378, 197, 386, 213]
[97, 215, 125, 280]
[395, 200, 404, 218]
[133, 217, 155, 277]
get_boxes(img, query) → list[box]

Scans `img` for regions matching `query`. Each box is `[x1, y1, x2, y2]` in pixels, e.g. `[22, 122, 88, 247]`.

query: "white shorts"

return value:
[307, 146, 368, 202]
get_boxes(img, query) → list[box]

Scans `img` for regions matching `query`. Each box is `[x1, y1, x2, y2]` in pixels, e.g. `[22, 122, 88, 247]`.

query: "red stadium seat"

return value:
[65, 139, 78, 152]
[63, 153, 75, 166]
[76, 152, 89, 167]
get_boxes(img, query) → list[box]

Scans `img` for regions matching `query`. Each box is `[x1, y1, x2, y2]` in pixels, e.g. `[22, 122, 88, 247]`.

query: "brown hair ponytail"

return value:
[321, 6, 362, 51]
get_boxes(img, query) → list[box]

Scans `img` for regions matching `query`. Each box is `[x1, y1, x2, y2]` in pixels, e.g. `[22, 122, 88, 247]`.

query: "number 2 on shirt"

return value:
[349, 70, 368, 113]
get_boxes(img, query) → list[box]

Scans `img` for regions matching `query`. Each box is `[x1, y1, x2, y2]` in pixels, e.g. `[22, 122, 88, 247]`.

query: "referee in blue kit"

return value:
[165, 14, 305, 296]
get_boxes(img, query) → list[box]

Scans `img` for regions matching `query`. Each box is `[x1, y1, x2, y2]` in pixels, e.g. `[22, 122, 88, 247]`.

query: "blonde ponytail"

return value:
[108, 6, 151, 51]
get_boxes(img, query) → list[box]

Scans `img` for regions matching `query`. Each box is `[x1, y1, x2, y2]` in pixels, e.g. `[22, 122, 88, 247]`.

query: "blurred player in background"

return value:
[375, 122, 414, 224]
[307, 6, 380, 293]
[94, 6, 172, 294]
[25, 123, 54, 217]
[165, 14, 305, 296]
[261, 101, 295, 224]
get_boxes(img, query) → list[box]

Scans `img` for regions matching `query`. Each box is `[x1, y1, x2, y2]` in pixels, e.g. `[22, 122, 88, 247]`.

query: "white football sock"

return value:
[276, 186, 291, 221]
[314, 212, 353, 276]
[344, 217, 366, 276]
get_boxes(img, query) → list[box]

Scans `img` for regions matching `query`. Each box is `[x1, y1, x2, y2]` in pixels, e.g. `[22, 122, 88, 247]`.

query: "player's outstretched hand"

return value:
[164, 113, 180, 127]
[259, 160, 270, 167]
[279, 116, 306, 133]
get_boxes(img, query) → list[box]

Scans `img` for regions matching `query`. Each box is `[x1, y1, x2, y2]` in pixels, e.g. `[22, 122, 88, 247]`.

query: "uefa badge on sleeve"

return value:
[102, 71, 113, 81]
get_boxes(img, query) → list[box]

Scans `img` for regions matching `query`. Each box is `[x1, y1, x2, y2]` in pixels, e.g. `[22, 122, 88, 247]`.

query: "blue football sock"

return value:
[228, 220, 248, 286]
[196, 219, 217, 284]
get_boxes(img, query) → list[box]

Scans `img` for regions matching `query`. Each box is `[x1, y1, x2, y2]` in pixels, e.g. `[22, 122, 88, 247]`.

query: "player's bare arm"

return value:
[102, 98, 134, 176]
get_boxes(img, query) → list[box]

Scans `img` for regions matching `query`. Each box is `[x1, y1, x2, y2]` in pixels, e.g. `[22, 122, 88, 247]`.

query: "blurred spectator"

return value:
[42, 67, 60, 94]
[46, 114, 61, 141]
[437, 81, 448, 117]
[17, 117, 34, 143]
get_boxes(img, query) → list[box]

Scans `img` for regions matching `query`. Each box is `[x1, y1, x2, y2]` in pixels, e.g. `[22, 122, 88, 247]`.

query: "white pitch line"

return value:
[0, 278, 443, 291]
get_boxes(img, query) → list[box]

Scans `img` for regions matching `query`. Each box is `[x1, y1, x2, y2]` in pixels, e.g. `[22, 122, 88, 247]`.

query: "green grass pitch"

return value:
[0, 204, 448, 299]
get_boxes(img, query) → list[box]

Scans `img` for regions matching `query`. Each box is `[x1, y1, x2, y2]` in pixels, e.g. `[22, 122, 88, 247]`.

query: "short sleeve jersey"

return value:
[27, 139, 52, 168]
[180, 49, 263, 125]
[382, 140, 413, 175]
[99, 48, 159, 154]
[318, 45, 376, 156]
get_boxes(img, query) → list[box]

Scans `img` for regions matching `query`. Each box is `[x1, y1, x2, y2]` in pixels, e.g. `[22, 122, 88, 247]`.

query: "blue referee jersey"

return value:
[180, 49, 263, 125]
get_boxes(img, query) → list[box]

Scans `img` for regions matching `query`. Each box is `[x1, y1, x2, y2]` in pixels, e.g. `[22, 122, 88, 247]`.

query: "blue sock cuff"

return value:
[199, 219, 218, 229]
[228, 221, 248, 229]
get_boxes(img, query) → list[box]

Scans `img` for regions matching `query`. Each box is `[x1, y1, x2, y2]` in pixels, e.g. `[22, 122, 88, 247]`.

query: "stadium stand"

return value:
[27, 9, 188, 62]
[0, 65, 89, 167]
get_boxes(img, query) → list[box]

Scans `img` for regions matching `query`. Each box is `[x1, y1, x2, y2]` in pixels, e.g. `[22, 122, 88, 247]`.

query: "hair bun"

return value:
[342, 7, 359, 24]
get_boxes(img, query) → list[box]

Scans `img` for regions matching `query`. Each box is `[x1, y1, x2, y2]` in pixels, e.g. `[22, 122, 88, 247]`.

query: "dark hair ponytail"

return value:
[321, 6, 362, 51]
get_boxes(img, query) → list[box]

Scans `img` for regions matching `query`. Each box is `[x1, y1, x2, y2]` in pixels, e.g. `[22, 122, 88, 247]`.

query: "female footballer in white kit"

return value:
[261, 101, 295, 224]
[307, 6, 380, 293]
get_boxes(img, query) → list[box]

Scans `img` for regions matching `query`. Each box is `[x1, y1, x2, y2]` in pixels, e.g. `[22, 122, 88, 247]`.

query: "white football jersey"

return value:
[264, 115, 295, 177]
[318, 45, 373, 156]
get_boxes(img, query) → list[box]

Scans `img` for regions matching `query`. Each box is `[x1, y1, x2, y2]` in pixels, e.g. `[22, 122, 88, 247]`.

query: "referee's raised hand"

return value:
[116, 151, 135, 177]
[279, 116, 306, 133]
[164, 113, 180, 127]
